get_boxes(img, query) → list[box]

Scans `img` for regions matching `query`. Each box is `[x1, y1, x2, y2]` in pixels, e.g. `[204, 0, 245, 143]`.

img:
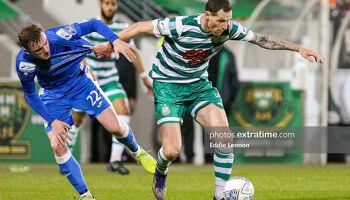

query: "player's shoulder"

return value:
[16, 49, 32, 64]
[228, 20, 241, 28]
[45, 23, 78, 41]
[88, 17, 97, 21]
[16, 49, 38, 77]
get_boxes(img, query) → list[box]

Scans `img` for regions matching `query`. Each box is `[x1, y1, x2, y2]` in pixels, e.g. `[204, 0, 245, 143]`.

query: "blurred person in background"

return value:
[67, 0, 153, 175]
[16, 20, 156, 199]
[96, 0, 323, 199]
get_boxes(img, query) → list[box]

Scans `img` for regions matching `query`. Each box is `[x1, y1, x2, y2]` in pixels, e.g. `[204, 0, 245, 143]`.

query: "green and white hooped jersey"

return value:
[151, 14, 254, 83]
[84, 16, 134, 87]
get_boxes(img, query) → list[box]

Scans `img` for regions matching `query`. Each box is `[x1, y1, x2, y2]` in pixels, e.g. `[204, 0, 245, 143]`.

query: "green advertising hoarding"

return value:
[228, 82, 303, 164]
[0, 81, 80, 163]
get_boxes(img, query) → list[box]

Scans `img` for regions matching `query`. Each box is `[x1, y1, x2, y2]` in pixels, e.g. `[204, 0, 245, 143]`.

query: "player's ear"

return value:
[204, 11, 211, 17]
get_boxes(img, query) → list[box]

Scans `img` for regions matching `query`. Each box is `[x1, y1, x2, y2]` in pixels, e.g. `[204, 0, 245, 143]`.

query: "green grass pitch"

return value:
[0, 163, 350, 199]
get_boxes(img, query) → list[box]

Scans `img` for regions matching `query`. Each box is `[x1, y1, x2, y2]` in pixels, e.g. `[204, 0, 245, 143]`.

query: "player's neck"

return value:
[200, 15, 210, 32]
[100, 15, 113, 24]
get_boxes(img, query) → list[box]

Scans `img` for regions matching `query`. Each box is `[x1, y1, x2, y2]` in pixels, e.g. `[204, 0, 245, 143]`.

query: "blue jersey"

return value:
[16, 20, 119, 125]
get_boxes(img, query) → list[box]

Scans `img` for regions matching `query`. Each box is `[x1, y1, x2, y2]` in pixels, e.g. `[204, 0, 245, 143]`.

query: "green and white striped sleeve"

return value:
[152, 16, 183, 39]
[228, 20, 254, 41]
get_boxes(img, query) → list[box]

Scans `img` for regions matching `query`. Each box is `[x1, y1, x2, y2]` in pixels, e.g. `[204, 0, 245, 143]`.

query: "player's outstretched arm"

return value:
[117, 21, 154, 42]
[249, 33, 323, 63]
[91, 21, 154, 62]
[90, 39, 137, 62]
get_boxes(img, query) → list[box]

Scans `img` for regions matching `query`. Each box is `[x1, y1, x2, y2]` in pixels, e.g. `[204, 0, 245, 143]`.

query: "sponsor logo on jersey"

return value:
[183, 49, 212, 65]
[169, 22, 176, 30]
[19, 62, 36, 74]
[161, 104, 171, 116]
[56, 24, 77, 40]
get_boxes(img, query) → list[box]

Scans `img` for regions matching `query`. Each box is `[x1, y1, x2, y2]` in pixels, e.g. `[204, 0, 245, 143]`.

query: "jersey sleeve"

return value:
[228, 20, 254, 41]
[53, 20, 119, 43]
[152, 16, 183, 39]
[16, 59, 56, 125]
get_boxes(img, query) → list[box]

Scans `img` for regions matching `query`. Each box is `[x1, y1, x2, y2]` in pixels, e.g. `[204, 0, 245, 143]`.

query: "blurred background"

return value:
[1, 0, 350, 167]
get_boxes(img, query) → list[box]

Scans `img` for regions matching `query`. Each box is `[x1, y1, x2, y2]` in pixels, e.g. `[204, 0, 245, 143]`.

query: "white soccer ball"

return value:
[223, 176, 254, 200]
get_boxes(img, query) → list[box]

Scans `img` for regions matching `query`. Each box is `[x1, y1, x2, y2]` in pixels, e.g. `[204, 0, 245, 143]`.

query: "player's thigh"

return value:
[72, 109, 86, 127]
[96, 106, 124, 135]
[196, 103, 228, 127]
[112, 97, 130, 115]
[70, 75, 112, 121]
[153, 81, 187, 126]
[159, 123, 182, 158]
[39, 92, 73, 133]
[188, 80, 228, 127]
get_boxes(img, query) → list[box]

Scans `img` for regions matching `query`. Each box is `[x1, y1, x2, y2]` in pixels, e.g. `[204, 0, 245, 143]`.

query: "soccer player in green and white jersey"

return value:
[67, 0, 153, 175]
[94, 0, 323, 199]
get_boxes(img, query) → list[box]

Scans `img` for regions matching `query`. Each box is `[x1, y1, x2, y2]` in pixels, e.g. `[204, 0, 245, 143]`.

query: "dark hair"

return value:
[205, 0, 232, 15]
[18, 24, 44, 50]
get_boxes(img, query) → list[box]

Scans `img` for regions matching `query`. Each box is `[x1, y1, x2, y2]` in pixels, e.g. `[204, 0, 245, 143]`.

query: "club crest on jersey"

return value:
[161, 104, 171, 116]
[56, 24, 77, 40]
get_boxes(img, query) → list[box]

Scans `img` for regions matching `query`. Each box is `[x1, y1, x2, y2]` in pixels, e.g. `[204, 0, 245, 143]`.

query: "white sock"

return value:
[118, 115, 130, 125]
[55, 150, 72, 164]
[213, 152, 234, 199]
[67, 125, 80, 152]
[109, 115, 130, 163]
[81, 190, 93, 198]
[110, 136, 125, 163]
[156, 147, 171, 175]
[215, 185, 225, 200]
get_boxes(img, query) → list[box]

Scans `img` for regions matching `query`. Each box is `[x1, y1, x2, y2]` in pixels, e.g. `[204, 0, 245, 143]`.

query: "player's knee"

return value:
[51, 142, 67, 156]
[116, 106, 130, 115]
[163, 145, 182, 160]
[109, 122, 125, 137]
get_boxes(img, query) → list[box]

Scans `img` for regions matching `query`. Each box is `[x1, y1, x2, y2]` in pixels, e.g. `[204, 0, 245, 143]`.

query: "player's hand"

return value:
[113, 39, 136, 62]
[299, 47, 323, 63]
[91, 42, 112, 57]
[142, 77, 153, 95]
[51, 119, 72, 146]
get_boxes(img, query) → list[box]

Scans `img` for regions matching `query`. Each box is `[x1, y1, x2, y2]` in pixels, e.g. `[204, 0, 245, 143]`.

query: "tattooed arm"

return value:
[249, 33, 323, 63]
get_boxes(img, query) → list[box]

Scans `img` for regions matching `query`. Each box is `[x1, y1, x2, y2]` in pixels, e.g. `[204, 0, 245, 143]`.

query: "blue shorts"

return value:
[39, 73, 111, 133]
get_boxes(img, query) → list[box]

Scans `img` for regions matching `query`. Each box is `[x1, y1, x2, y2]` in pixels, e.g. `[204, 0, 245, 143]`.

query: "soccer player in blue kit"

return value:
[16, 20, 156, 200]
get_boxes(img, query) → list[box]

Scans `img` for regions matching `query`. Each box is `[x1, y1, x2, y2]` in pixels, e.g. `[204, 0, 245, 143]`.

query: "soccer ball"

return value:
[223, 176, 254, 200]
